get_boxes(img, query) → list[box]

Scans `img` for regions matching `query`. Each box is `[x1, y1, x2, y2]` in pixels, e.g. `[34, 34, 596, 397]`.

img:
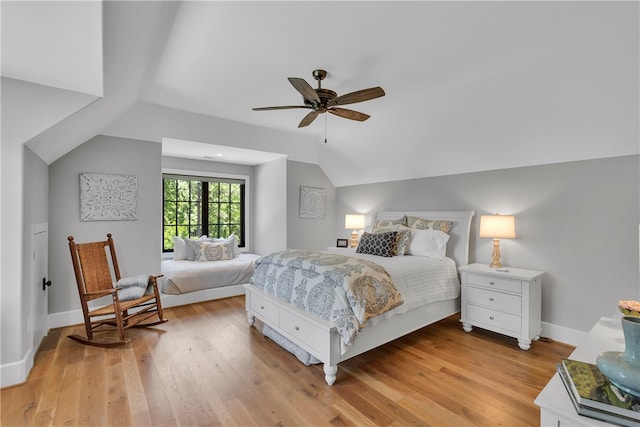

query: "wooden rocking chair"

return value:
[67, 233, 168, 347]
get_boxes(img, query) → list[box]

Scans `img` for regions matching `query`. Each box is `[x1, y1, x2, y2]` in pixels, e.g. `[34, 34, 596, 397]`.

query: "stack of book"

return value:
[557, 359, 640, 426]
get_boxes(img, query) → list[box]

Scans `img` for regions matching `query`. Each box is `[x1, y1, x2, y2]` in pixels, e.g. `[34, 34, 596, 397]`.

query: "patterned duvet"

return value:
[250, 249, 404, 350]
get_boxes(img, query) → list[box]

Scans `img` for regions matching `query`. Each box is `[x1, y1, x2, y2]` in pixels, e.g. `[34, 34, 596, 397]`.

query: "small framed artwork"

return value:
[336, 238, 349, 248]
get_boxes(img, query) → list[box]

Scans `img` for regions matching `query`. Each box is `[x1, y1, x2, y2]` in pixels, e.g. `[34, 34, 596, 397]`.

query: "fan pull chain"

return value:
[324, 113, 328, 144]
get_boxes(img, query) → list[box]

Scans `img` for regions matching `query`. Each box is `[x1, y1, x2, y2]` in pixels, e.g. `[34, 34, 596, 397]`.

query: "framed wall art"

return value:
[299, 186, 326, 219]
[80, 173, 138, 221]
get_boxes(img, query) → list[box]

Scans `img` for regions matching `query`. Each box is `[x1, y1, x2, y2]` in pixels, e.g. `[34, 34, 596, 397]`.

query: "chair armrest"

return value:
[84, 289, 117, 298]
[149, 275, 163, 286]
[148, 275, 162, 296]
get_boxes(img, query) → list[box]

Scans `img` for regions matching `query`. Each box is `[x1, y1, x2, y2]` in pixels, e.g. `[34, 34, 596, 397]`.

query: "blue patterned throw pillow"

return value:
[356, 231, 397, 257]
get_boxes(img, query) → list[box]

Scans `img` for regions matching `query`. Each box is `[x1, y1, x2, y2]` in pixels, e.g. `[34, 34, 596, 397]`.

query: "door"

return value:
[31, 223, 48, 350]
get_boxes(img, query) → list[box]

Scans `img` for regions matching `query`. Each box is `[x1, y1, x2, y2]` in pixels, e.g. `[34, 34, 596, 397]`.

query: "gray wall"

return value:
[1, 137, 24, 370]
[335, 155, 640, 332]
[287, 160, 337, 250]
[48, 135, 162, 315]
[254, 157, 288, 255]
[24, 146, 49, 227]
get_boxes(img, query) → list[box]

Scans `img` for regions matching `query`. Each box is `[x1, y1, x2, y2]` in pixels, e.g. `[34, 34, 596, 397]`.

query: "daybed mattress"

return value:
[160, 253, 261, 295]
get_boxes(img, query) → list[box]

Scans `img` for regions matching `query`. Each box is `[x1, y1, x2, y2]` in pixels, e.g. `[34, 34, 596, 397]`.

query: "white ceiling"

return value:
[1, 1, 103, 96]
[2, 1, 638, 187]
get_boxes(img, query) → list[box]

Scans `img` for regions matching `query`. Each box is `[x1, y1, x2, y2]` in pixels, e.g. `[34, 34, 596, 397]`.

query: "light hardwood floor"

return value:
[2, 296, 573, 426]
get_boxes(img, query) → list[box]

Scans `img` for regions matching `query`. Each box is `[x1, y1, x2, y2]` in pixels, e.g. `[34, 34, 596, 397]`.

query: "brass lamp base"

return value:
[350, 230, 359, 248]
[489, 238, 503, 268]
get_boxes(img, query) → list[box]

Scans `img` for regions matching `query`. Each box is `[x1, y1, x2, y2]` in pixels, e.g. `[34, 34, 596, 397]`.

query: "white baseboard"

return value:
[541, 320, 586, 347]
[1, 345, 35, 388]
[48, 308, 84, 329]
[48, 285, 246, 329]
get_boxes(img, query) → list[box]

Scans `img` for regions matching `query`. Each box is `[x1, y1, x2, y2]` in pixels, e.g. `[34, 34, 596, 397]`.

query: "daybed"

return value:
[244, 210, 475, 385]
[158, 236, 260, 308]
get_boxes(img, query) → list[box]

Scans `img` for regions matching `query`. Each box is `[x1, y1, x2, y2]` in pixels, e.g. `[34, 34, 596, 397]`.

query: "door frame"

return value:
[31, 222, 49, 351]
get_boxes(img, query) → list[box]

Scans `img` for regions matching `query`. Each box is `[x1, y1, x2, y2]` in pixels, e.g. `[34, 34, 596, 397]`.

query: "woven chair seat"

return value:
[88, 293, 158, 317]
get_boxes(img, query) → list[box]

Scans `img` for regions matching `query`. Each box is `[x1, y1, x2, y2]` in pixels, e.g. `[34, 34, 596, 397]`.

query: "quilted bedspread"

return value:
[250, 249, 404, 350]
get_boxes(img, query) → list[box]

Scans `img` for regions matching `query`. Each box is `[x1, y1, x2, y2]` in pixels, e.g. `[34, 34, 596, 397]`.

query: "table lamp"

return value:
[345, 214, 365, 248]
[479, 214, 515, 268]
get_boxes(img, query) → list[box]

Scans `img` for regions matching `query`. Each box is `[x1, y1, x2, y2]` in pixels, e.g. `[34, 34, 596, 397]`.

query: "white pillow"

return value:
[184, 238, 203, 261]
[173, 236, 187, 260]
[406, 229, 450, 259]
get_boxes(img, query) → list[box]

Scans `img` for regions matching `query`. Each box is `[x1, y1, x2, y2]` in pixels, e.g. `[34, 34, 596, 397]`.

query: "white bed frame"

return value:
[245, 210, 475, 385]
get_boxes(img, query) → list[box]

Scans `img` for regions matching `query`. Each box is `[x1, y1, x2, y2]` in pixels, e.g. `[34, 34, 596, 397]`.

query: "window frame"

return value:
[162, 168, 250, 253]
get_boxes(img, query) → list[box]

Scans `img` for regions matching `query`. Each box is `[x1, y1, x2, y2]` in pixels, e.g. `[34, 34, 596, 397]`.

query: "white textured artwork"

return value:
[80, 173, 138, 221]
[299, 186, 326, 219]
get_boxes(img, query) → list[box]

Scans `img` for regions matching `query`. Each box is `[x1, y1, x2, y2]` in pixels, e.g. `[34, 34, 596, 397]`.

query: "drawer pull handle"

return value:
[489, 297, 494, 302]
[295, 326, 300, 331]
[260, 305, 264, 310]
[489, 281, 495, 285]
[489, 316, 495, 320]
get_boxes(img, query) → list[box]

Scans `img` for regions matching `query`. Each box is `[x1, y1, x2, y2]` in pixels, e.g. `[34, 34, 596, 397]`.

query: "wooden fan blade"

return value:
[288, 78, 321, 104]
[327, 87, 385, 107]
[328, 107, 370, 122]
[298, 111, 319, 128]
[252, 105, 310, 111]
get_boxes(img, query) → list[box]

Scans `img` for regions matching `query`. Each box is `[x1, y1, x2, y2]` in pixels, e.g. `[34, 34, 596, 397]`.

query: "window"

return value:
[163, 174, 245, 252]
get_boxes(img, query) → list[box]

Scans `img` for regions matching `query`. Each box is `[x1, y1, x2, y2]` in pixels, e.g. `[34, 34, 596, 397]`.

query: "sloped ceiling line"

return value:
[2, 1, 638, 187]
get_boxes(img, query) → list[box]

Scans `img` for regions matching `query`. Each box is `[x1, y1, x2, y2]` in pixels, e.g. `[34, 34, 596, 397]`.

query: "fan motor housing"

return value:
[305, 88, 337, 111]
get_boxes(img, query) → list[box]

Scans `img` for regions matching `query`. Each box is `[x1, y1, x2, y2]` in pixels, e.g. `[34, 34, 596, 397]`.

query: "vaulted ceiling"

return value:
[2, 1, 638, 187]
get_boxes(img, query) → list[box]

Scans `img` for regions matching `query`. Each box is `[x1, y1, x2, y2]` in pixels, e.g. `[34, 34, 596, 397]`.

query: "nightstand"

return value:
[459, 263, 543, 350]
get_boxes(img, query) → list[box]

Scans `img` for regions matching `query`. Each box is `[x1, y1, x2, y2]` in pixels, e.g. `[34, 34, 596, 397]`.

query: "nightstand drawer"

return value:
[465, 286, 521, 314]
[466, 273, 522, 294]
[249, 292, 279, 325]
[466, 304, 521, 334]
[279, 309, 325, 354]
[460, 264, 543, 350]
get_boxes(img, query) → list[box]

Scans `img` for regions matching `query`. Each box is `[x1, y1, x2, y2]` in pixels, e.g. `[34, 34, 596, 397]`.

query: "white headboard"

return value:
[372, 210, 475, 267]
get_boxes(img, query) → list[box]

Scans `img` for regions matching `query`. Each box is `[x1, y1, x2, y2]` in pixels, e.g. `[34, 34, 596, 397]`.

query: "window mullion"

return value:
[202, 182, 209, 237]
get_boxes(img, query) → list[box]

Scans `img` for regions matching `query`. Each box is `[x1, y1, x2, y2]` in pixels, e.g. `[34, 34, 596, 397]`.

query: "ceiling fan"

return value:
[252, 69, 385, 128]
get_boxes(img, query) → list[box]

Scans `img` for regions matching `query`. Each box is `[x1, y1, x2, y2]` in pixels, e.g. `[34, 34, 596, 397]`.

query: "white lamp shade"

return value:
[345, 214, 365, 230]
[479, 214, 515, 239]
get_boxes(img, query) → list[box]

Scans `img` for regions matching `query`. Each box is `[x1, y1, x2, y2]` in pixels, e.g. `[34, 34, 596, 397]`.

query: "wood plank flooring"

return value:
[1, 296, 573, 426]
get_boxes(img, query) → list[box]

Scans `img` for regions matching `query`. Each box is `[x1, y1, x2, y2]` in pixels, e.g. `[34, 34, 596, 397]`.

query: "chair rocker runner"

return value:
[67, 233, 167, 347]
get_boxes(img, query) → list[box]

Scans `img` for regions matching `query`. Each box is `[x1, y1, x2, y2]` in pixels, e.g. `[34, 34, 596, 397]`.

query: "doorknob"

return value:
[42, 277, 52, 291]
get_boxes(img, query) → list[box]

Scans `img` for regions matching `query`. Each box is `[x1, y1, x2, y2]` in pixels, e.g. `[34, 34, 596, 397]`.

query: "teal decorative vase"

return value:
[596, 316, 640, 397]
